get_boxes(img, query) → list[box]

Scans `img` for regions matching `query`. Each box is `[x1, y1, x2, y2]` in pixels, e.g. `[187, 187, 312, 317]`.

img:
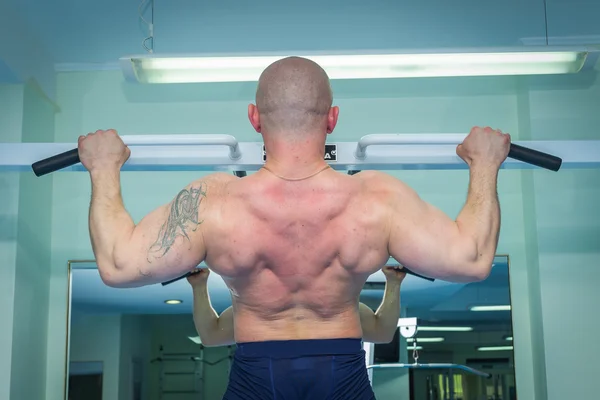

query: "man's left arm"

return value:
[90, 175, 212, 287]
[359, 267, 406, 343]
[80, 129, 228, 287]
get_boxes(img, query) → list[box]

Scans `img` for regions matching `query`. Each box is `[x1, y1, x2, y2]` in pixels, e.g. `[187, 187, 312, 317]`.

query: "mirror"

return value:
[65, 256, 515, 400]
[362, 255, 516, 400]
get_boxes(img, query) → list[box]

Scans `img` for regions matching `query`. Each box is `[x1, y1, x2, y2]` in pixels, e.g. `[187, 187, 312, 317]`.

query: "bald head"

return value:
[255, 57, 333, 136]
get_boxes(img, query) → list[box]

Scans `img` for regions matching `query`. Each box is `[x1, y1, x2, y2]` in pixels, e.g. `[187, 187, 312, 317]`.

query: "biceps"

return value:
[389, 199, 473, 280]
[114, 183, 208, 282]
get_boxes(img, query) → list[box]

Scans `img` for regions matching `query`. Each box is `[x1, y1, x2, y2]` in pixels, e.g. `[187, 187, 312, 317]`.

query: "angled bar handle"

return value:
[32, 134, 242, 177]
[355, 134, 562, 171]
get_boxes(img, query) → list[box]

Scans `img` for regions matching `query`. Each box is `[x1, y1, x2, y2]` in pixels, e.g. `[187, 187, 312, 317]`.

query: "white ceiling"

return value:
[71, 257, 512, 327]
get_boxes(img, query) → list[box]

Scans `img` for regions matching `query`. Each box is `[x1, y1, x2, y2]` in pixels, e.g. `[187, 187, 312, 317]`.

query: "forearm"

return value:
[455, 163, 500, 276]
[89, 170, 136, 278]
[372, 281, 401, 342]
[192, 286, 226, 346]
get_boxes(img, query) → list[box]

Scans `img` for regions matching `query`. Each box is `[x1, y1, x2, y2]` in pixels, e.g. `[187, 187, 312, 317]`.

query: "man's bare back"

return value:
[201, 168, 391, 342]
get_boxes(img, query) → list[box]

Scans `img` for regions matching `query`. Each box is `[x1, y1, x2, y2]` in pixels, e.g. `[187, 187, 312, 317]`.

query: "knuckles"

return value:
[470, 126, 510, 138]
[86, 129, 118, 136]
[81, 129, 120, 142]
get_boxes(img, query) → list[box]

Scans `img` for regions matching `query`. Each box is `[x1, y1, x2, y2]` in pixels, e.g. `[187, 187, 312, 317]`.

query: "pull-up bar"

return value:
[2, 134, 598, 174]
[26, 133, 564, 176]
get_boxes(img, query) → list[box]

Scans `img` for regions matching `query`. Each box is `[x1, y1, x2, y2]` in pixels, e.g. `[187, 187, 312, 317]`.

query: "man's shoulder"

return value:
[193, 172, 239, 186]
[351, 170, 388, 182]
[351, 170, 406, 191]
[350, 170, 416, 205]
[186, 172, 239, 199]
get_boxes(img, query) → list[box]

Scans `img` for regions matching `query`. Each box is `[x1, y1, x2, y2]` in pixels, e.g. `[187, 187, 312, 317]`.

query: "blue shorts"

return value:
[223, 338, 376, 400]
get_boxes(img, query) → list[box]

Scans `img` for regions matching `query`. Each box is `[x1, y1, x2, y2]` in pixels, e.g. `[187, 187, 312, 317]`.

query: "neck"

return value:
[262, 133, 328, 179]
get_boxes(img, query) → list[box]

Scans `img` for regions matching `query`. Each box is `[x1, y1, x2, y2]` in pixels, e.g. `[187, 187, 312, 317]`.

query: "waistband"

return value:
[235, 338, 363, 358]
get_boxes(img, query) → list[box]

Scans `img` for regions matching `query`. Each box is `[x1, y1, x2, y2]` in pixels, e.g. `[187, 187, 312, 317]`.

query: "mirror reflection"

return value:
[67, 256, 515, 400]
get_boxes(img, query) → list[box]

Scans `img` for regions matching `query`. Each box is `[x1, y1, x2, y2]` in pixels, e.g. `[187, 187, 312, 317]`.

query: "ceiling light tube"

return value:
[120, 46, 595, 84]
[470, 305, 512, 312]
[407, 337, 445, 343]
[416, 326, 473, 332]
[477, 346, 514, 352]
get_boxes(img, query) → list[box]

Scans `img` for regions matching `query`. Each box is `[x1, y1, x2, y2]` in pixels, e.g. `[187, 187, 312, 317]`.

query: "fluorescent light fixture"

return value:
[120, 46, 592, 84]
[477, 346, 514, 352]
[188, 336, 202, 344]
[416, 326, 473, 332]
[407, 346, 423, 351]
[164, 299, 183, 305]
[407, 337, 445, 343]
[470, 305, 512, 312]
[505, 336, 513, 341]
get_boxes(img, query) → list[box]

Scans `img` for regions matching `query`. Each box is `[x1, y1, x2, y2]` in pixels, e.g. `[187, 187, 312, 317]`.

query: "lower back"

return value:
[224, 261, 370, 342]
[233, 302, 363, 343]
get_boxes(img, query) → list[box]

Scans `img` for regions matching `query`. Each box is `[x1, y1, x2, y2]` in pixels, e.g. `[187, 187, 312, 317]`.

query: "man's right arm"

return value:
[383, 127, 509, 282]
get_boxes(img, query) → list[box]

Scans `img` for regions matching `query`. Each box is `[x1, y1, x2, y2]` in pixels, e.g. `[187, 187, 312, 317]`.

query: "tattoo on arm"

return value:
[146, 182, 207, 266]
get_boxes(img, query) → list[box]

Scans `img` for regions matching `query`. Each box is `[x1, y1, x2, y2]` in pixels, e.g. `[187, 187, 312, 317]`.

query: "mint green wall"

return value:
[0, 83, 24, 400]
[527, 74, 600, 399]
[11, 80, 55, 399]
[0, 82, 55, 400]
[45, 69, 600, 399]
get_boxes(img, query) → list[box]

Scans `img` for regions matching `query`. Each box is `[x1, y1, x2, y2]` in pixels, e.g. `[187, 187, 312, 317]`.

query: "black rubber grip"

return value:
[402, 268, 435, 282]
[32, 148, 80, 177]
[508, 143, 562, 172]
[161, 272, 193, 286]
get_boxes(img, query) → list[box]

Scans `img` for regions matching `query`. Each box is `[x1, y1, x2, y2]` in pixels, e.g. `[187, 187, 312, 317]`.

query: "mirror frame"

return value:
[63, 259, 97, 400]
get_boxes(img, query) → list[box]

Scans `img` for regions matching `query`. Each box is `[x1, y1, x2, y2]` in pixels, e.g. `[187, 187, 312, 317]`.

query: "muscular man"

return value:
[80, 56, 509, 399]
[187, 267, 407, 346]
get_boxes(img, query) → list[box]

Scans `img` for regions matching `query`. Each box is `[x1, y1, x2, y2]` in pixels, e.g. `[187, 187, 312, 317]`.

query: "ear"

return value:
[248, 104, 261, 133]
[326, 106, 339, 134]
